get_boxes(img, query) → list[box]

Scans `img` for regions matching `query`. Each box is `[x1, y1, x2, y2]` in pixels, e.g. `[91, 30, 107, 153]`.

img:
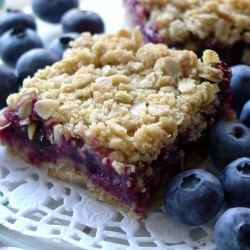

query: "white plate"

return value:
[0, 1, 221, 249]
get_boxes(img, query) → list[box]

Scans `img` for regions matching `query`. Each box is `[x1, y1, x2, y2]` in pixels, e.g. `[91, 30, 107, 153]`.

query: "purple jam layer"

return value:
[0, 107, 185, 218]
[124, 0, 250, 66]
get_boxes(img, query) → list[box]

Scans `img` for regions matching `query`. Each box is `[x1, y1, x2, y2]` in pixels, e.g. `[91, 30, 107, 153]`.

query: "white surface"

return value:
[0, 1, 222, 249]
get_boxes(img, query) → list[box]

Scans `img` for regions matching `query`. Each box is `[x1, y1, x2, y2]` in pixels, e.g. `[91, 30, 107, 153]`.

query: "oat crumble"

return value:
[7, 28, 223, 164]
[135, 0, 250, 44]
[124, 0, 250, 65]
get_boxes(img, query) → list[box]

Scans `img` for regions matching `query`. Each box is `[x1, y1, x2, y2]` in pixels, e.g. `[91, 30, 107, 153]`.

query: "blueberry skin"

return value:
[0, 65, 18, 109]
[61, 9, 105, 34]
[0, 9, 36, 36]
[47, 32, 80, 59]
[213, 207, 250, 250]
[219, 157, 250, 208]
[230, 64, 250, 118]
[164, 169, 224, 226]
[0, 27, 43, 68]
[16, 48, 60, 84]
[208, 121, 250, 170]
[31, 0, 79, 24]
[240, 100, 250, 127]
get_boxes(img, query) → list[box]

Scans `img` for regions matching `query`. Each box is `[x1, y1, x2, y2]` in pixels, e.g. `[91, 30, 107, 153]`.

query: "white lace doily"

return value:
[0, 145, 223, 250]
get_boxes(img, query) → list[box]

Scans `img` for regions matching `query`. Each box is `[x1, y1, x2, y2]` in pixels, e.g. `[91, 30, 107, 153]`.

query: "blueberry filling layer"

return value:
[0, 106, 185, 217]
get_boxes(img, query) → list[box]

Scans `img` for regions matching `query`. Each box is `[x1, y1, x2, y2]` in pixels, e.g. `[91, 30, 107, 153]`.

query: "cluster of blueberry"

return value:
[164, 64, 250, 250]
[0, 0, 104, 109]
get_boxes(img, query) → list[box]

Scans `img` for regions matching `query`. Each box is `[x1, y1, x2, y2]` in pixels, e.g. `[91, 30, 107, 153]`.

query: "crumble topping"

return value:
[135, 0, 250, 45]
[7, 27, 223, 164]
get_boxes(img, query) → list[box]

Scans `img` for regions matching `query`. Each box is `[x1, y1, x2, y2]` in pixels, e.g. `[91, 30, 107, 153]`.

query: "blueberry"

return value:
[208, 121, 250, 170]
[47, 32, 80, 59]
[240, 100, 250, 127]
[0, 9, 36, 36]
[16, 48, 60, 84]
[0, 27, 43, 68]
[230, 64, 250, 118]
[219, 157, 250, 208]
[0, 65, 19, 109]
[164, 169, 224, 226]
[61, 9, 105, 34]
[213, 207, 250, 250]
[31, 0, 79, 24]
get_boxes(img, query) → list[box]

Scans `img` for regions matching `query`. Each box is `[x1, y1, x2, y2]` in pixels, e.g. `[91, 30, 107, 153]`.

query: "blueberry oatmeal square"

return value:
[124, 0, 250, 66]
[0, 27, 234, 220]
